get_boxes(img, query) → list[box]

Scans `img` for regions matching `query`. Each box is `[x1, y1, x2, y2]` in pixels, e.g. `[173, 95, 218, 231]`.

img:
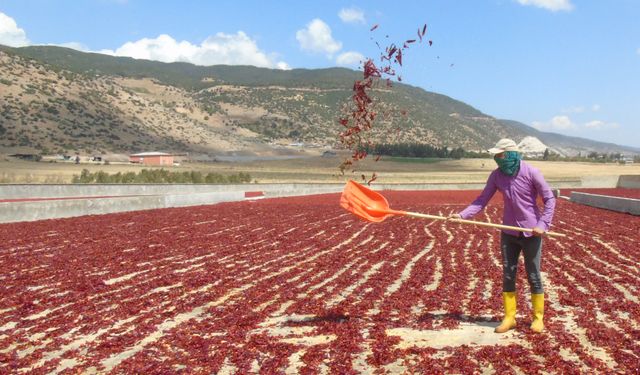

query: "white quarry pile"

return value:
[517, 136, 549, 155]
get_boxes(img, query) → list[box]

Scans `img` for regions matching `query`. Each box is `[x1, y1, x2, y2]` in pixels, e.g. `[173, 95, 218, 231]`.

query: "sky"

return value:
[1, 0, 639, 149]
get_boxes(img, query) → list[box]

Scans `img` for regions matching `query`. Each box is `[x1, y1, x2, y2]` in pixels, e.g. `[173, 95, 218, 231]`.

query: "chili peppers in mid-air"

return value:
[339, 23, 431, 184]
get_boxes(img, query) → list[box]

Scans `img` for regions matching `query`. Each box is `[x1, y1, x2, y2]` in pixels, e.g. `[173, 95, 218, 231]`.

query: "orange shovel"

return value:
[340, 180, 565, 238]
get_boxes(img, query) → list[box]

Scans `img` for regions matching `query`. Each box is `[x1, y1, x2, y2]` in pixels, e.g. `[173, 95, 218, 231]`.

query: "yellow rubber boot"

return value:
[495, 292, 517, 333]
[530, 293, 544, 333]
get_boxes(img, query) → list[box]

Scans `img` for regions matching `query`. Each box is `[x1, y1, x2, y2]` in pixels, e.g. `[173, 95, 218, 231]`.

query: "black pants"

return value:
[500, 232, 544, 294]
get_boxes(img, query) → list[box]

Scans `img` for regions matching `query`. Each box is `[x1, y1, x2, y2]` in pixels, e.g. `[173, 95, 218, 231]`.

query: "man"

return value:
[449, 138, 555, 333]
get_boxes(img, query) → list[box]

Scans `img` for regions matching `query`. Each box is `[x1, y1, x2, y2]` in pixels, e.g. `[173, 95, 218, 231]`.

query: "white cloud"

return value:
[562, 104, 601, 114]
[339, 8, 365, 24]
[584, 120, 619, 130]
[57, 42, 90, 51]
[550, 115, 577, 129]
[549, 115, 577, 130]
[100, 32, 289, 69]
[534, 115, 620, 132]
[296, 19, 342, 57]
[0, 11, 289, 69]
[0, 12, 30, 47]
[516, 0, 574, 12]
[336, 51, 364, 66]
[276, 61, 291, 70]
[532, 115, 577, 131]
[584, 120, 604, 129]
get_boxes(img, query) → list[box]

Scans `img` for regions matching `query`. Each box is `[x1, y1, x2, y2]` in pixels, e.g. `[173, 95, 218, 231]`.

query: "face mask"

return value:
[494, 151, 521, 176]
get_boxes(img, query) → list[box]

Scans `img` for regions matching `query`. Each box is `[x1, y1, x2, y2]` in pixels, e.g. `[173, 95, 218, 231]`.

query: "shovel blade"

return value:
[340, 180, 399, 222]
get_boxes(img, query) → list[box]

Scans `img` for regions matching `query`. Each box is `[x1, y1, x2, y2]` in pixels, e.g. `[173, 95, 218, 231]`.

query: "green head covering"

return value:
[494, 151, 521, 176]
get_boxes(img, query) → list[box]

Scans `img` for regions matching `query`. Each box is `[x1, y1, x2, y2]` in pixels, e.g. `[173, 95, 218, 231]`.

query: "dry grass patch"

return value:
[2, 155, 639, 184]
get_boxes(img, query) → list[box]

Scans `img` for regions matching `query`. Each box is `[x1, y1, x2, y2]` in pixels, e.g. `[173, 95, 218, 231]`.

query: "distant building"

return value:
[129, 152, 174, 166]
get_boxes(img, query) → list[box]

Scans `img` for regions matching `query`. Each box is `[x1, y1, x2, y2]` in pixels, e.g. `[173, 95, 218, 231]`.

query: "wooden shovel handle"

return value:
[404, 212, 566, 238]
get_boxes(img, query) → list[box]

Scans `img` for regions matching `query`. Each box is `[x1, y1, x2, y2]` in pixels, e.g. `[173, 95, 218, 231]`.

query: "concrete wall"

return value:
[570, 192, 640, 216]
[0, 180, 586, 200]
[618, 175, 640, 189]
[0, 175, 634, 224]
[0, 183, 466, 200]
[0, 184, 251, 199]
[579, 175, 621, 188]
[0, 191, 244, 223]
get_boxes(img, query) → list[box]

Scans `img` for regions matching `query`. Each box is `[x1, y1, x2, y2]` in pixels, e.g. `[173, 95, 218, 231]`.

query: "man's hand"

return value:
[532, 227, 545, 236]
[447, 214, 462, 221]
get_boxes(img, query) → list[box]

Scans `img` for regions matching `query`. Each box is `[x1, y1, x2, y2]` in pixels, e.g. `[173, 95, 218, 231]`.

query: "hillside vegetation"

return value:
[1, 45, 637, 157]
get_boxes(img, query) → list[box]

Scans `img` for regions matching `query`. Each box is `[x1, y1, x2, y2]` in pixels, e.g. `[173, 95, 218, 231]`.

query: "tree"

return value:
[543, 148, 550, 161]
[450, 147, 465, 159]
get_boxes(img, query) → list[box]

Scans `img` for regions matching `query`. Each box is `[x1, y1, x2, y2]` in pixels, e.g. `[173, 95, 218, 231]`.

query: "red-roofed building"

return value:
[129, 152, 174, 166]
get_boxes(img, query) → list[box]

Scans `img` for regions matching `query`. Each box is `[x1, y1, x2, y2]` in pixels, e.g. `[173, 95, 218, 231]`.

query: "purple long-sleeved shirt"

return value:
[459, 161, 556, 237]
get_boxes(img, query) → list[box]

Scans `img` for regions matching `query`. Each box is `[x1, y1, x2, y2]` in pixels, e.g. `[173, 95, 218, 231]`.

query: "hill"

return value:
[1, 45, 638, 158]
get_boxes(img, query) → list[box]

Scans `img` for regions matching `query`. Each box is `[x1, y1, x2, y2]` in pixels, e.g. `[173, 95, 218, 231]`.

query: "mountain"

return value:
[1, 45, 638, 158]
